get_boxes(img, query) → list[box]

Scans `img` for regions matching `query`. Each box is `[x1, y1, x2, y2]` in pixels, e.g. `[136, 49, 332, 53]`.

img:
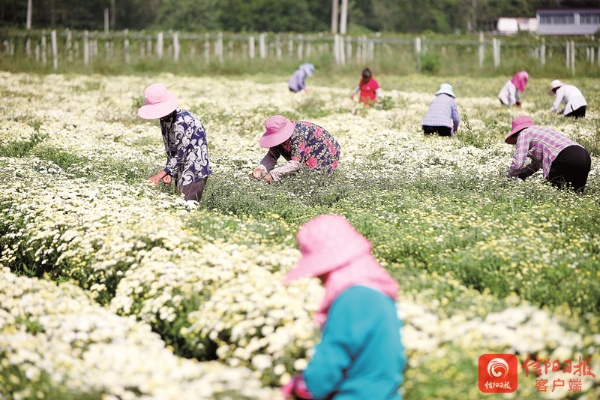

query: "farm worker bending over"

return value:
[498, 71, 528, 107]
[288, 63, 315, 93]
[281, 214, 406, 400]
[422, 83, 460, 137]
[350, 67, 382, 106]
[252, 115, 340, 183]
[505, 115, 591, 193]
[549, 79, 587, 118]
[138, 83, 212, 202]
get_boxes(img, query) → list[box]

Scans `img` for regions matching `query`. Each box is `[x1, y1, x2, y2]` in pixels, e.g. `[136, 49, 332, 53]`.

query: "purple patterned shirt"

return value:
[507, 125, 582, 179]
[288, 69, 307, 92]
[422, 94, 460, 134]
[160, 109, 212, 188]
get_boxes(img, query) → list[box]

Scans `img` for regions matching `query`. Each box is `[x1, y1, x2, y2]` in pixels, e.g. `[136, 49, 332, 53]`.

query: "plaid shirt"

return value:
[422, 94, 460, 133]
[507, 125, 581, 179]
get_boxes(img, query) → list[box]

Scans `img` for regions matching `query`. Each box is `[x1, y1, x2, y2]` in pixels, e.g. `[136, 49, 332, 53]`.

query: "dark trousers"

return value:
[422, 125, 452, 137]
[548, 146, 591, 193]
[181, 177, 208, 202]
[565, 106, 586, 118]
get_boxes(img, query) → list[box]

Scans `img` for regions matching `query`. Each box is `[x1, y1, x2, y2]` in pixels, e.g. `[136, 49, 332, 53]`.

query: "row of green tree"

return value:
[1, 0, 598, 34]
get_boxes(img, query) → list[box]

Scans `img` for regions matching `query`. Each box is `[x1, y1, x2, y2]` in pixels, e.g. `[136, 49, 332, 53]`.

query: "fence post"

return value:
[346, 36, 352, 61]
[571, 41, 575, 75]
[492, 38, 501, 68]
[259, 33, 266, 60]
[565, 41, 570, 68]
[298, 34, 304, 60]
[173, 32, 179, 62]
[217, 32, 223, 63]
[66, 29, 73, 62]
[540, 38, 545, 66]
[124, 29, 130, 64]
[478, 32, 484, 68]
[41, 32, 47, 65]
[84, 31, 89, 65]
[204, 33, 210, 65]
[360, 35, 366, 64]
[276, 36, 282, 60]
[249, 35, 255, 61]
[157, 32, 163, 60]
[414, 37, 421, 72]
[145, 36, 152, 58]
[333, 34, 340, 65]
[306, 41, 312, 58]
[51, 30, 58, 70]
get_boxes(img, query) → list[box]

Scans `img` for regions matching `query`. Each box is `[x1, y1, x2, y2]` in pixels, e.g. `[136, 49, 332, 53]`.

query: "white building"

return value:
[497, 17, 538, 34]
[537, 9, 600, 35]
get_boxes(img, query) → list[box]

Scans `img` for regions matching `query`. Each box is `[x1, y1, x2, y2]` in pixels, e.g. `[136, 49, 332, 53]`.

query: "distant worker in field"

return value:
[548, 79, 587, 118]
[138, 83, 211, 202]
[252, 115, 340, 183]
[498, 71, 528, 107]
[421, 83, 460, 137]
[350, 67, 382, 106]
[288, 63, 315, 93]
[505, 115, 591, 193]
[280, 214, 405, 400]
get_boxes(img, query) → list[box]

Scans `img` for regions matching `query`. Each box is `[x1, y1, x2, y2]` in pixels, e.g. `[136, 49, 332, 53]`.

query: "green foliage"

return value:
[420, 53, 441, 75]
[2, 0, 592, 33]
[377, 95, 395, 111]
[0, 132, 46, 158]
[455, 115, 499, 149]
[0, 364, 103, 400]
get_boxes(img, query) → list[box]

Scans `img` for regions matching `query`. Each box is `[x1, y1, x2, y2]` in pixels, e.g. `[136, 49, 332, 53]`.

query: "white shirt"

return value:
[551, 85, 587, 115]
[498, 80, 519, 106]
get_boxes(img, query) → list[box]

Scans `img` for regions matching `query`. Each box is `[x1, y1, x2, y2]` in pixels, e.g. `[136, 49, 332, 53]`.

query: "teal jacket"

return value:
[303, 286, 405, 400]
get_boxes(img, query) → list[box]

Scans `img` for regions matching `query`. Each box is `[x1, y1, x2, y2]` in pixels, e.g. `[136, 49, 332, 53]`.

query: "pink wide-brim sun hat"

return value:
[138, 83, 179, 119]
[505, 115, 534, 144]
[284, 214, 373, 283]
[259, 115, 296, 148]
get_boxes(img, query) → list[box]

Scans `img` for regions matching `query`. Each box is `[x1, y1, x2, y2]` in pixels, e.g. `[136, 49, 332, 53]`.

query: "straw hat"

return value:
[284, 214, 373, 283]
[505, 115, 533, 144]
[436, 83, 455, 98]
[138, 83, 179, 119]
[259, 115, 296, 148]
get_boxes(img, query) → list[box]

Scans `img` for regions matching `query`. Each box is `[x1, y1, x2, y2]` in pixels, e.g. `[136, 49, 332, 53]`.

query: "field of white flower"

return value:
[1, 70, 599, 399]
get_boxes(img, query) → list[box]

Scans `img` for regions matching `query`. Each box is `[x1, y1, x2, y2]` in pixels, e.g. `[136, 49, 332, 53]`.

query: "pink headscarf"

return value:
[315, 253, 399, 327]
[511, 71, 529, 93]
[283, 214, 399, 328]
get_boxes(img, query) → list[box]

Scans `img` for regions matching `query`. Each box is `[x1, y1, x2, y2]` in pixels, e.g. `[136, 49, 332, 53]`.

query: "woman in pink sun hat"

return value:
[498, 71, 528, 107]
[505, 115, 591, 193]
[252, 115, 340, 183]
[138, 83, 212, 202]
[281, 214, 406, 400]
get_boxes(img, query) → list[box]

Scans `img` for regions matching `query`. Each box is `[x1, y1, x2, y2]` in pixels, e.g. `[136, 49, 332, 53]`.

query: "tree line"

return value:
[1, 0, 598, 34]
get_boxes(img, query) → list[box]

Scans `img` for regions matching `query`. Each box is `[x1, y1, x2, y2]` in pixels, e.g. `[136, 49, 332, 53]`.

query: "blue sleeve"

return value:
[303, 289, 369, 398]
[452, 101, 460, 131]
